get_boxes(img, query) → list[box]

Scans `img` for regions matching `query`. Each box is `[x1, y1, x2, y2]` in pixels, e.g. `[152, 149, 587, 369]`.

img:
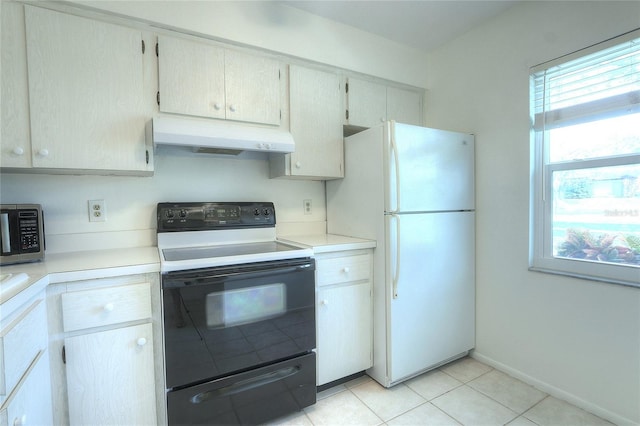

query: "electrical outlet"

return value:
[88, 199, 106, 222]
[303, 199, 312, 215]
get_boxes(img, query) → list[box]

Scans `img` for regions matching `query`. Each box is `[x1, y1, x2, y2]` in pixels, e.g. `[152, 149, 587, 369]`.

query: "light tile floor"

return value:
[268, 357, 614, 426]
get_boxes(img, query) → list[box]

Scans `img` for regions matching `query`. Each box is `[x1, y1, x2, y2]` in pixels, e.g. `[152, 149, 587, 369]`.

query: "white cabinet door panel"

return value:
[288, 65, 344, 178]
[65, 323, 157, 426]
[347, 78, 386, 128]
[25, 6, 148, 172]
[158, 35, 225, 119]
[225, 50, 281, 126]
[387, 87, 423, 126]
[317, 282, 372, 385]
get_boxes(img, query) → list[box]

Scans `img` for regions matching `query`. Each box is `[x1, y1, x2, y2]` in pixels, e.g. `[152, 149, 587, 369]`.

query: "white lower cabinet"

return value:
[315, 250, 373, 386]
[0, 351, 52, 426]
[65, 323, 156, 425]
[0, 287, 53, 426]
[48, 274, 162, 426]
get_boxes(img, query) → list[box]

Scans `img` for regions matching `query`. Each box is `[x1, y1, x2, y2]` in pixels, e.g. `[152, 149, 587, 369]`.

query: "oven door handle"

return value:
[167, 263, 313, 287]
[189, 365, 301, 404]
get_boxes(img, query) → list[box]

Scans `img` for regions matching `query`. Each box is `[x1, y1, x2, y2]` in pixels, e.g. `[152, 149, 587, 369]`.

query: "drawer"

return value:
[0, 298, 47, 396]
[61, 282, 151, 332]
[316, 254, 371, 287]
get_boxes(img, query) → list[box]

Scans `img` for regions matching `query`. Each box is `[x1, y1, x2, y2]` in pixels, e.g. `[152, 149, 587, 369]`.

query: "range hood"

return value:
[152, 115, 295, 155]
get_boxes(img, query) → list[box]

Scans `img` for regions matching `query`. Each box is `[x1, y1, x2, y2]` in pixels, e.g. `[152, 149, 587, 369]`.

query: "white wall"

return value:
[425, 2, 640, 424]
[0, 1, 429, 252]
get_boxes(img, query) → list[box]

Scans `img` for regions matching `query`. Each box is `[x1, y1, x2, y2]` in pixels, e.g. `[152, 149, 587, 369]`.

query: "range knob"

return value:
[179, 209, 187, 218]
[263, 208, 271, 216]
[253, 208, 261, 216]
[165, 209, 175, 219]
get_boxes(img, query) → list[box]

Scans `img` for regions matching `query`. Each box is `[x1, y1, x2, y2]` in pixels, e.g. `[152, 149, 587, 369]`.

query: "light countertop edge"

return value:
[279, 234, 376, 253]
[0, 246, 160, 306]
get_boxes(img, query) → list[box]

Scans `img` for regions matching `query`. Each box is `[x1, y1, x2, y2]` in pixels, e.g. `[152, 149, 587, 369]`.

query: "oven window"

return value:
[206, 283, 286, 328]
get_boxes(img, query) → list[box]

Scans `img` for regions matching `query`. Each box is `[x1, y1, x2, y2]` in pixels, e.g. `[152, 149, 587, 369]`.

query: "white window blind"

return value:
[532, 31, 640, 132]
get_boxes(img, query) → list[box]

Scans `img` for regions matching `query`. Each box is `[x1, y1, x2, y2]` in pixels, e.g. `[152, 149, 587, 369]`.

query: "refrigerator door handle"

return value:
[389, 126, 401, 213]
[391, 213, 401, 299]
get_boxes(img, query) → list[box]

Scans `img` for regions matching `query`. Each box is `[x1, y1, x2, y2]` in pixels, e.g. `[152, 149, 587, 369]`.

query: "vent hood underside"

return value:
[152, 115, 295, 155]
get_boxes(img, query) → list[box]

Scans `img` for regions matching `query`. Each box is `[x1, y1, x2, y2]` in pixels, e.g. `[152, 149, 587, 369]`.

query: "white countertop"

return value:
[0, 246, 160, 304]
[1, 235, 375, 305]
[279, 234, 376, 253]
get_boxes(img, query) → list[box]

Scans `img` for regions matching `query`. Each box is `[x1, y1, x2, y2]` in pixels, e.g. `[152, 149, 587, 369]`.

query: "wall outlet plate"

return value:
[303, 199, 312, 215]
[89, 199, 106, 222]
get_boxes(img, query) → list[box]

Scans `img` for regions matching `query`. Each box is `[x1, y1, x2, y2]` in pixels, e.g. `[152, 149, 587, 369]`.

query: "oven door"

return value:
[162, 257, 316, 390]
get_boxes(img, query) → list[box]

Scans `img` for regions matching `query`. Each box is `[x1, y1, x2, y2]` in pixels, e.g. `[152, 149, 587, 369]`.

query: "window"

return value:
[530, 30, 640, 287]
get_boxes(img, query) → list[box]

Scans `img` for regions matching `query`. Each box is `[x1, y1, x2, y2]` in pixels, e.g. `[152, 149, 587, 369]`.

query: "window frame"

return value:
[529, 30, 640, 288]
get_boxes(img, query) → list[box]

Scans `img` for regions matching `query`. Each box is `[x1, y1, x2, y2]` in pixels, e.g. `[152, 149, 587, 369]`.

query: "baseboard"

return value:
[471, 351, 637, 426]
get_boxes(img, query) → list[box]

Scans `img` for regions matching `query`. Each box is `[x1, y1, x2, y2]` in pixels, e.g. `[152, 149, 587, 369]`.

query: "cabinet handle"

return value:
[37, 148, 49, 157]
[12, 147, 24, 156]
[229, 104, 237, 112]
[103, 303, 114, 312]
[213, 102, 222, 110]
[13, 414, 27, 426]
[320, 299, 328, 306]
[137, 337, 147, 346]
[342, 267, 350, 273]
[295, 161, 302, 169]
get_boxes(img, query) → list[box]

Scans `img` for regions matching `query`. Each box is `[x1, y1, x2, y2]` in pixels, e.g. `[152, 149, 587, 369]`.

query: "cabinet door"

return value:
[1, 352, 53, 426]
[346, 78, 387, 128]
[1, 2, 31, 168]
[24, 6, 149, 173]
[224, 50, 282, 126]
[317, 282, 372, 385]
[387, 86, 423, 126]
[288, 65, 344, 178]
[158, 35, 225, 119]
[65, 323, 156, 426]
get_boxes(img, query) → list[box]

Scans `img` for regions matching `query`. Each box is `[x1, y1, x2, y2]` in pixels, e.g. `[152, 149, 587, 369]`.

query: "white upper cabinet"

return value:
[1, 2, 31, 169]
[270, 65, 344, 179]
[346, 77, 424, 128]
[23, 6, 152, 175]
[157, 35, 225, 120]
[387, 86, 424, 126]
[158, 35, 283, 126]
[346, 78, 387, 128]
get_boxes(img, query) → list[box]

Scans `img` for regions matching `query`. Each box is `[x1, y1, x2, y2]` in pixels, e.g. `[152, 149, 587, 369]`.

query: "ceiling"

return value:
[281, 1, 519, 52]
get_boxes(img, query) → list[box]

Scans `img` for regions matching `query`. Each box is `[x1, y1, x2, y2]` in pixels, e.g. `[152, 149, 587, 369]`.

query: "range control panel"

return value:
[157, 202, 276, 232]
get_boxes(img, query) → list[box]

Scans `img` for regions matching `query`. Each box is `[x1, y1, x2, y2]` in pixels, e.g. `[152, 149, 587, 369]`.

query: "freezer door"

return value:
[386, 211, 475, 383]
[388, 123, 475, 213]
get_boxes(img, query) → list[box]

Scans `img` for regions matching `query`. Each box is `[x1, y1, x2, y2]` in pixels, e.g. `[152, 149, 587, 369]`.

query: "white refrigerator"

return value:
[326, 121, 475, 387]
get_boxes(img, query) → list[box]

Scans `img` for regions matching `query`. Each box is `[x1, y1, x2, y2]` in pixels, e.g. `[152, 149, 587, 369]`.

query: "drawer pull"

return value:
[103, 303, 114, 312]
[320, 299, 328, 306]
[136, 337, 147, 347]
[13, 414, 27, 426]
[342, 267, 350, 273]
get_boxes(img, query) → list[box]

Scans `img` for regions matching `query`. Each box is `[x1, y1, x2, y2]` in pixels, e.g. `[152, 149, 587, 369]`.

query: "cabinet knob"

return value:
[103, 303, 114, 312]
[12, 147, 25, 156]
[229, 104, 237, 112]
[380, 117, 385, 122]
[320, 299, 328, 306]
[213, 102, 222, 110]
[295, 161, 302, 169]
[137, 337, 147, 346]
[13, 414, 27, 426]
[37, 148, 49, 157]
[342, 267, 350, 273]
